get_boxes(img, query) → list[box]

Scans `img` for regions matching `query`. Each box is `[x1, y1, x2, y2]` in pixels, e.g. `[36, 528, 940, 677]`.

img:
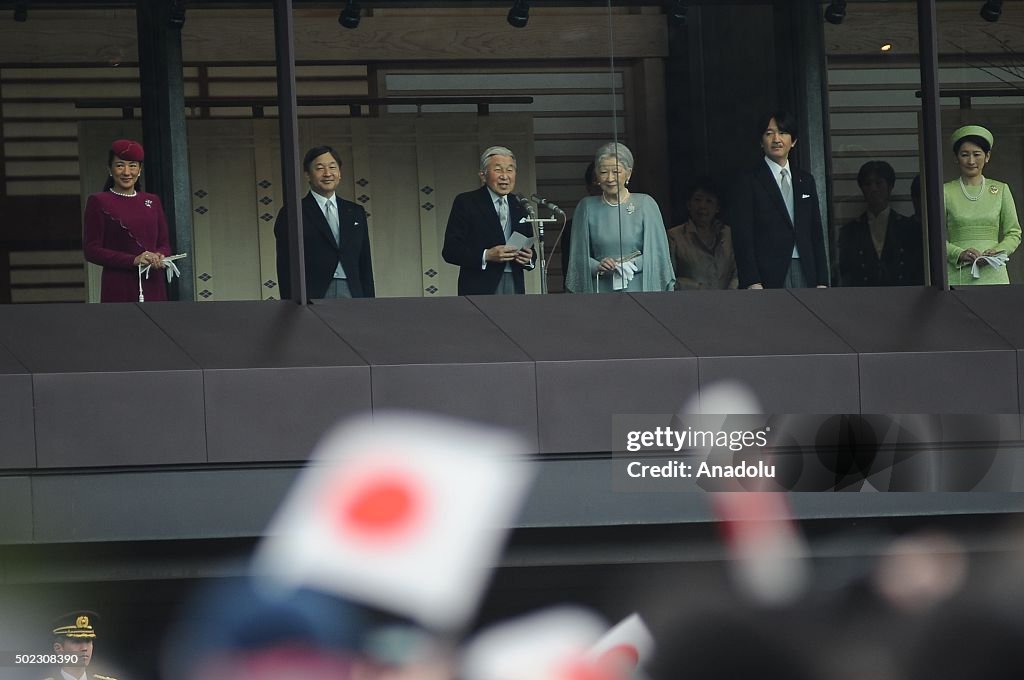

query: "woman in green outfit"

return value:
[944, 124, 1021, 286]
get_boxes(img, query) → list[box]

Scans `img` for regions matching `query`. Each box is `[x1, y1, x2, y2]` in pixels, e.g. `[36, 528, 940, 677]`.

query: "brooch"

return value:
[144, 199, 153, 207]
[990, 185, 1000, 195]
[625, 202, 636, 215]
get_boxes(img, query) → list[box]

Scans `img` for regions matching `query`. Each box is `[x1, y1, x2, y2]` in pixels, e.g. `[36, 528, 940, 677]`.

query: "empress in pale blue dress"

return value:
[565, 193, 675, 293]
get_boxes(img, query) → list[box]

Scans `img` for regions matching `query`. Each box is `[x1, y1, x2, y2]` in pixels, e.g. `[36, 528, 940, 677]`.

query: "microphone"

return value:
[515, 193, 536, 218]
[531, 194, 565, 215]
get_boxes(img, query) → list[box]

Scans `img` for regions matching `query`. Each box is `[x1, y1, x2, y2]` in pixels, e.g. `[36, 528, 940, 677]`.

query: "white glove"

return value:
[970, 252, 1009, 278]
[612, 260, 638, 290]
[139, 260, 182, 284]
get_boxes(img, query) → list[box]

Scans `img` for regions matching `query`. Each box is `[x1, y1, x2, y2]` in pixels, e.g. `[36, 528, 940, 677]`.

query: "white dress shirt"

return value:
[764, 155, 800, 258]
[309, 191, 347, 279]
[483, 187, 511, 271]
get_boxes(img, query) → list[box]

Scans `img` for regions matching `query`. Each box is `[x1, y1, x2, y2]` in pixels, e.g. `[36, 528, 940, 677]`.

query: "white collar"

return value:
[486, 187, 509, 207]
[310, 191, 336, 211]
[866, 206, 891, 223]
[61, 669, 87, 680]
[764, 155, 790, 176]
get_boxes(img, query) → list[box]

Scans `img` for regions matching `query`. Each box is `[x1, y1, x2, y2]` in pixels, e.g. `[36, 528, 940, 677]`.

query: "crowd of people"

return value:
[82, 117, 1022, 302]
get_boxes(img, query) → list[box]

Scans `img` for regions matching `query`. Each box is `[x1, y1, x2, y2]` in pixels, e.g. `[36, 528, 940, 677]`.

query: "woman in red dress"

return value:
[83, 139, 171, 302]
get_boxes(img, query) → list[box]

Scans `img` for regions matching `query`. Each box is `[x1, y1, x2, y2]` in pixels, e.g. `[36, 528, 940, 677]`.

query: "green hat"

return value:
[951, 124, 994, 149]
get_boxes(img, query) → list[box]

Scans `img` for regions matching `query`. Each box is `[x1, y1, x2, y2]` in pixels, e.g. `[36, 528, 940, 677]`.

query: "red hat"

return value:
[111, 139, 144, 162]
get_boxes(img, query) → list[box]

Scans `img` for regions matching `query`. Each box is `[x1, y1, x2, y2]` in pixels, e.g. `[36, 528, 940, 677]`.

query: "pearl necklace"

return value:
[109, 188, 137, 197]
[601, 192, 628, 207]
[959, 176, 985, 202]
[602, 192, 636, 214]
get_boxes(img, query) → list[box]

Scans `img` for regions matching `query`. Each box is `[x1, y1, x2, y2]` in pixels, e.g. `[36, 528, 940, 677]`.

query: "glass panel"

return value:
[266, 3, 623, 299]
[0, 3, 629, 302]
[1, 20, 141, 301]
[938, 0, 1024, 287]
[650, 2, 849, 291]
[558, 3, 665, 294]
[825, 0, 928, 288]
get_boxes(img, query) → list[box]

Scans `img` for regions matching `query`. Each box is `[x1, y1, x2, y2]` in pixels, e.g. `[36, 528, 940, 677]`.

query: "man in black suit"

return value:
[731, 112, 829, 289]
[442, 146, 535, 295]
[838, 160, 924, 286]
[274, 145, 374, 299]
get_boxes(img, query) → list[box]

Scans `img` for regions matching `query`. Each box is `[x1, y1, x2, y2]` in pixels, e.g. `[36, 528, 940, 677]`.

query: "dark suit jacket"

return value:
[442, 186, 535, 295]
[838, 209, 924, 287]
[730, 160, 829, 288]
[274, 192, 374, 299]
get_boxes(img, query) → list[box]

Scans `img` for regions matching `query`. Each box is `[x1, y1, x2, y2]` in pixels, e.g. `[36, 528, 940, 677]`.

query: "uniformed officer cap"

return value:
[52, 610, 99, 639]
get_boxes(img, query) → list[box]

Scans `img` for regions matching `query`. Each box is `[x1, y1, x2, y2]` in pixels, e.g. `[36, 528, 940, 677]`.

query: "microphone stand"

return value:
[516, 198, 557, 294]
[516, 195, 557, 292]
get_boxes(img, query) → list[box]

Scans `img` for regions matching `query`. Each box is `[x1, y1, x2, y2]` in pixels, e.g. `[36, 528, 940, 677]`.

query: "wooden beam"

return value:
[0, 10, 668, 64]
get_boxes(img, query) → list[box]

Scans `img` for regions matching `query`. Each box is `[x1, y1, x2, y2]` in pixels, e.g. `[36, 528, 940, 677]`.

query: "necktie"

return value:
[325, 199, 340, 246]
[325, 198, 348, 279]
[499, 196, 510, 239]
[780, 168, 794, 224]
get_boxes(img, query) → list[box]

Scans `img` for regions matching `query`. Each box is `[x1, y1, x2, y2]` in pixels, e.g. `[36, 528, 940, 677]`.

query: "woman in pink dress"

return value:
[83, 139, 171, 302]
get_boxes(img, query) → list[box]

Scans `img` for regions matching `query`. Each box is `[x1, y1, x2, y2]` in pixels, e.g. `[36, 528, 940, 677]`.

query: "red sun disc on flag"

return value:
[597, 644, 640, 672]
[329, 468, 423, 545]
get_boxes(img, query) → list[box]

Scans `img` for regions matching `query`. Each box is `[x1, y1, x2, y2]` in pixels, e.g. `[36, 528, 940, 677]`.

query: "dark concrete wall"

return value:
[0, 289, 1023, 544]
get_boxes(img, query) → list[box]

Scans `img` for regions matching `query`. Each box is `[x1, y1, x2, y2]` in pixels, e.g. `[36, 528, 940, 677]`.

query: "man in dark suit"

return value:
[731, 112, 829, 289]
[442, 146, 535, 295]
[274, 145, 374, 300]
[838, 160, 924, 286]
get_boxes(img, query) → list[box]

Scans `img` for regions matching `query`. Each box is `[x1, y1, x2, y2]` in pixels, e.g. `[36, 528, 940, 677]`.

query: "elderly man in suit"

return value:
[731, 111, 829, 289]
[442, 146, 535, 295]
[274, 145, 374, 300]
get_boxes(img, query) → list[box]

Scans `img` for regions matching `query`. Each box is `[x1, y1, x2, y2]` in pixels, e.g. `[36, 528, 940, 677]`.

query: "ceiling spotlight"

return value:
[669, 0, 687, 26]
[980, 0, 1003, 22]
[339, 0, 361, 29]
[507, 0, 529, 28]
[13, 0, 27, 22]
[823, 0, 847, 25]
[880, 43, 893, 52]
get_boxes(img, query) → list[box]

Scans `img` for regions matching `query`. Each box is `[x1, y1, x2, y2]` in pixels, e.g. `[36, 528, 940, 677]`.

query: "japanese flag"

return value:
[255, 412, 534, 632]
[585, 614, 654, 674]
[712, 491, 809, 605]
[461, 607, 608, 680]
